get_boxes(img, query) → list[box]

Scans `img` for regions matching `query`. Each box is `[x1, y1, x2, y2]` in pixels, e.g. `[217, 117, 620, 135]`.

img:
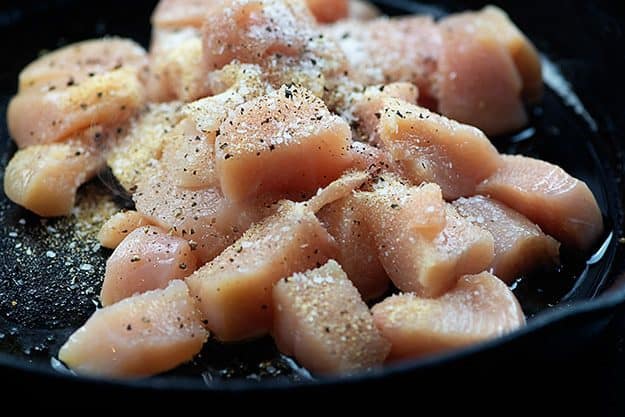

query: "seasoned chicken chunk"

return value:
[216, 86, 353, 202]
[477, 155, 603, 251]
[273, 260, 390, 374]
[4, 136, 104, 217]
[453, 196, 560, 282]
[134, 170, 272, 264]
[372, 272, 525, 360]
[98, 210, 153, 249]
[185, 201, 337, 341]
[9, 68, 145, 148]
[59, 280, 208, 378]
[318, 195, 390, 300]
[9, 39, 148, 148]
[355, 176, 494, 297]
[377, 98, 502, 200]
[324, 6, 542, 135]
[101, 226, 198, 306]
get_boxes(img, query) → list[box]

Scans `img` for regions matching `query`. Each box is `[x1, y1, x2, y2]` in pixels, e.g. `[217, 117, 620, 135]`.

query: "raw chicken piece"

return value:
[307, 170, 369, 213]
[107, 102, 185, 192]
[305, 0, 348, 23]
[185, 201, 337, 341]
[348, 141, 396, 175]
[201, 0, 347, 94]
[8, 68, 145, 148]
[477, 155, 603, 251]
[152, 0, 217, 29]
[318, 195, 389, 300]
[377, 98, 502, 200]
[59, 280, 208, 378]
[98, 210, 153, 249]
[323, 16, 441, 103]
[347, 0, 379, 20]
[183, 64, 268, 135]
[202, 0, 315, 71]
[351, 83, 419, 144]
[4, 136, 104, 217]
[134, 170, 273, 264]
[273, 260, 390, 374]
[216, 85, 353, 202]
[438, 12, 527, 136]
[147, 29, 208, 102]
[17, 38, 148, 92]
[372, 272, 525, 360]
[355, 175, 494, 297]
[101, 225, 198, 306]
[453, 196, 560, 282]
[151, 0, 358, 27]
[324, 6, 541, 135]
[446, 6, 542, 102]
[159, 117, 218, 189]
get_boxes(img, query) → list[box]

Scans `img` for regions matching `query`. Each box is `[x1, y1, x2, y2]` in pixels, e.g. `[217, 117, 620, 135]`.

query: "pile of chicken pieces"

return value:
[3, 0, 603, 378]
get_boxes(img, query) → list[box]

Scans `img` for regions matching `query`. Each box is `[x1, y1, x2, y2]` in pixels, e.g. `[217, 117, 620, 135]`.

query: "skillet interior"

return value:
[0, 0, 623, 390]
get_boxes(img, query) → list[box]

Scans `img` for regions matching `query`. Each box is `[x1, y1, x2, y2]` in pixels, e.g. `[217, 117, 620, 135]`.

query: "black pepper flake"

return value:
[224, 153, 232, 160]
[130, 255, 141, 262]
[179, 263, 187, 270]
[126, 324, 132, 331]
[284, 88, 293, 99]
[269, 144, 275, 151]
[97, 91, 103, 98]
[80, 103, 88, 110]
[66, 78, 75, 87]
[391, 203, 400, 209]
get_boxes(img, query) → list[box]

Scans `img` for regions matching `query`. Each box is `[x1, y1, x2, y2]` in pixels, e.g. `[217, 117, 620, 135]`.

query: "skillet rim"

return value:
[0, 0, 624, 391]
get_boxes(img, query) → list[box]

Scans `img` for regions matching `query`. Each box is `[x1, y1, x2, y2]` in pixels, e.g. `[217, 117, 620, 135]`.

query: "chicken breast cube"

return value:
[134, 171, 270, 264]
[185, 201, 337, 341]
[477, 155, 603, 251]
[305, 0, 348, 23]
[438, 12, 527, 136]
[450, 6, 543, 102]
[318, 196, 390, 300]
[17, 38, 148, 92]
[216, 85, 353, 203]
[98, 210, 153, 249]
[323, 16, 442, 103]
[4, 138, 104, 217]
[101, 226, 198, 306]
[147, 31, 208, 102]
[160, 117, 218, 189]
[377, 99, 502, 200]
[453, 196, 560, 282]
[273, 260, 390, 374]
[151, 0, 217, 29]
[372, 272, 525, 360]
[202, 0, 315, 71]
[59, 280, 208, 378]
[347, 82, 419, 144]
[356, 176, 494, 297]
[9, 68, 145, 148]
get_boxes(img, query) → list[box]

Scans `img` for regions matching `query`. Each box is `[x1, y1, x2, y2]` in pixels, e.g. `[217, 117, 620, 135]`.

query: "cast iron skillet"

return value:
[0, 0, 624, 398]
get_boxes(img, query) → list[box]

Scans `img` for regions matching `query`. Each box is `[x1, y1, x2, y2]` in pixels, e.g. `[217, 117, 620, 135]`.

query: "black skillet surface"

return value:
[0, 0, 624, 404]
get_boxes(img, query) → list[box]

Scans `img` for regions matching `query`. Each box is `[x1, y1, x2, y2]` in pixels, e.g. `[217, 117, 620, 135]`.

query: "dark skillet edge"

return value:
[1, 0, 624, 394]
[1, 282, 624, 392]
